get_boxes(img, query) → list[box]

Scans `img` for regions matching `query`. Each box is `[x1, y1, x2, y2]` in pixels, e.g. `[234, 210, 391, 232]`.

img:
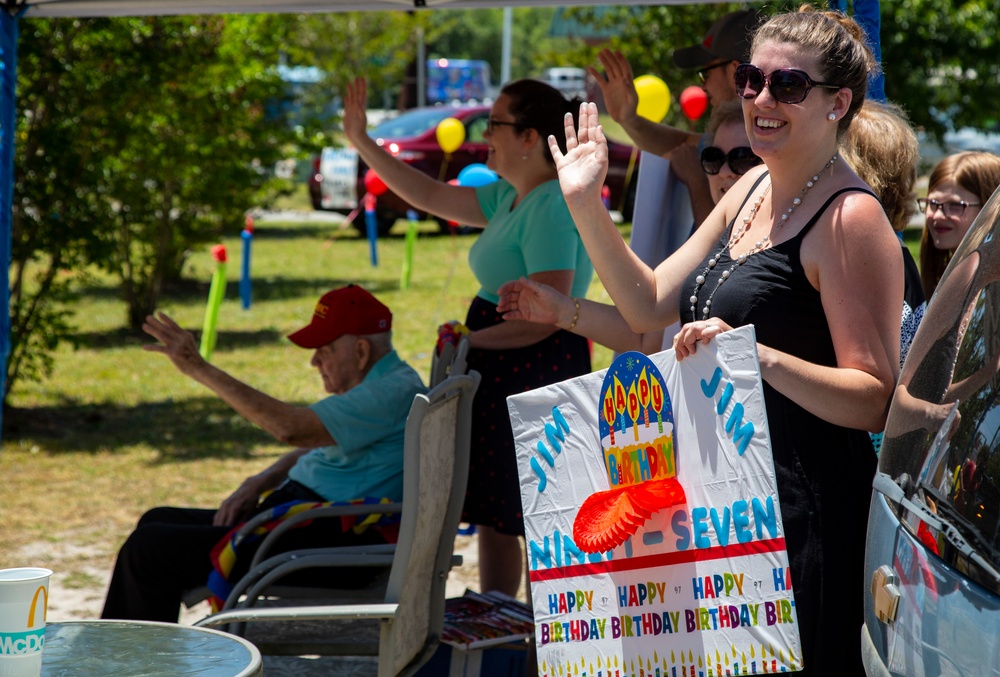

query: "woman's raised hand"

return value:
[497, 277, 573, 327]
[342, 77, 369, 146]
[548, 102, 609, 205]
[588, 50, 639, 126]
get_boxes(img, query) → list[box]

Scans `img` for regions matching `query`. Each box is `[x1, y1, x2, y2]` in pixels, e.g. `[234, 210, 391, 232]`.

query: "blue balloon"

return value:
[457, 163, 498, 187]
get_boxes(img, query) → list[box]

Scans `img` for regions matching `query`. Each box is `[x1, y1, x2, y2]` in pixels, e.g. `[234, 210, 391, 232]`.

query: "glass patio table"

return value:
[41, 619, 262, 676]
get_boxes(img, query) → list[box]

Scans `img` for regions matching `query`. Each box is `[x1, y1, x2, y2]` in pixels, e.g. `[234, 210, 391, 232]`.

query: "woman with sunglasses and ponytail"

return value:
[343, 78, 593, 603]
[500, 7, 899, 672]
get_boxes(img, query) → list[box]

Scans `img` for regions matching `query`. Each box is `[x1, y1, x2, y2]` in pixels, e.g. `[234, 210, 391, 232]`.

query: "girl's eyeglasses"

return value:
[918, 197, 982, 218]
[735, 64, 841, 104]
[700, 145, 763, 175]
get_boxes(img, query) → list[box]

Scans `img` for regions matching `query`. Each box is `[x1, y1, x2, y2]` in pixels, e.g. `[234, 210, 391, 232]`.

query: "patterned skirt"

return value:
[461, 295, 591, 535]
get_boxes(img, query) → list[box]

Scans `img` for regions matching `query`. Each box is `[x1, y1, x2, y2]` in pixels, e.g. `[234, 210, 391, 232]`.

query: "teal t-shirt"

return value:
[288, 350, 426, 502]
[470, 179, 593, 304]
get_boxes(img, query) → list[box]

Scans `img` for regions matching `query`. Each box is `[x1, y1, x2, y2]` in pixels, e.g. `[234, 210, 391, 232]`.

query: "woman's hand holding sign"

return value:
[673, 317, 734, 361]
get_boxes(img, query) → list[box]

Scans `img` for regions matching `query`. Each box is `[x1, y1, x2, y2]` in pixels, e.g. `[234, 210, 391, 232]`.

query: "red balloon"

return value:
[364, 169, 388, 197]
[680, 86, 709, 121]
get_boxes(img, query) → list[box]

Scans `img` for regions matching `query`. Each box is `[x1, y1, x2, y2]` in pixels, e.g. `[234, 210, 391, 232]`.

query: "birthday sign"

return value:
[507, 326, 803, 676]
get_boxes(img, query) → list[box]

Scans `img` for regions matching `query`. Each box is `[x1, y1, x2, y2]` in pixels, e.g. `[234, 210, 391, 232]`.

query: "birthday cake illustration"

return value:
[573, 351, 686, 552]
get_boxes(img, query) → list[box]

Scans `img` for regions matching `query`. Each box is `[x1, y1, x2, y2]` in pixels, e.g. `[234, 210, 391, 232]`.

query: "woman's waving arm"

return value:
[547, 102, 750, 333]
[342, 77, 487, 227]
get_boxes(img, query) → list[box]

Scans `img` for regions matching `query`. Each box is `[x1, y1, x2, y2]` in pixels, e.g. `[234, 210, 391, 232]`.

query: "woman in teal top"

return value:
[344, 77, 593, 598]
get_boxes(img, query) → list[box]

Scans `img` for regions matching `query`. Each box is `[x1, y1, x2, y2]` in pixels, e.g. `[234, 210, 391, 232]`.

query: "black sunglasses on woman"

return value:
[735, 64, 841, 104]
[700, 146, 763, 175]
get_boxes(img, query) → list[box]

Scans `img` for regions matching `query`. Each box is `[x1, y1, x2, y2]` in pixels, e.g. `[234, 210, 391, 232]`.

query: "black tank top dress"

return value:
[679, 173, 877, 675]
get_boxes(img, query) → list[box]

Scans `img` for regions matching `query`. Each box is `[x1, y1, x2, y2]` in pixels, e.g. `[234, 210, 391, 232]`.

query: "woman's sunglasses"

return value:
[700, 145, 763, 176]
[735, 64, 841, 104]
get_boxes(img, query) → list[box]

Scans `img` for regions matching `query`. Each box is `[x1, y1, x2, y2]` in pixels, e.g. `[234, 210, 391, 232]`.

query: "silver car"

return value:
[864, 185, 1000, 675]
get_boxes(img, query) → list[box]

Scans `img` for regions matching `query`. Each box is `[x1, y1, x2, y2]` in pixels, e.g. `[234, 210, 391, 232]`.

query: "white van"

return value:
[540, 67, 587, 100]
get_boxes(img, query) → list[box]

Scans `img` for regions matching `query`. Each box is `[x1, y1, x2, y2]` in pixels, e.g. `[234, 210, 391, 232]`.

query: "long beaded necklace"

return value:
[689, 154, 839, 320]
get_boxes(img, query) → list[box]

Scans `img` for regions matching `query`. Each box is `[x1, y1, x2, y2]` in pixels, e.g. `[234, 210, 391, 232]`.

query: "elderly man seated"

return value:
[102, 284, 425, 622]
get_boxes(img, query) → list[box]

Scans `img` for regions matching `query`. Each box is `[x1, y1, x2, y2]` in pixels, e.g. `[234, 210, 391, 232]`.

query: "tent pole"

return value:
[0, 10, 16, 438]
[829, 0, 885, 102]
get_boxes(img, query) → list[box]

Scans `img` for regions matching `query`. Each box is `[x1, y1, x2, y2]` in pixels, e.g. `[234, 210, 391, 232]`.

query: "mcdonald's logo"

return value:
[26, 585, 47, 629]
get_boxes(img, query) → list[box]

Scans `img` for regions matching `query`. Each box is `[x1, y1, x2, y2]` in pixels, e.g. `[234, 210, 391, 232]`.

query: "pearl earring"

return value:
[522, 154, 529, 160]
[827, 113, 837, 121]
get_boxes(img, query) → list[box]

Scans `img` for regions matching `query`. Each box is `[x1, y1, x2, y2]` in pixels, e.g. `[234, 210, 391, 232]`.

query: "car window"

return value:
[880, 185, 1000, 591]
[465, 114, 488, 143]
[371, 108, 459, 139]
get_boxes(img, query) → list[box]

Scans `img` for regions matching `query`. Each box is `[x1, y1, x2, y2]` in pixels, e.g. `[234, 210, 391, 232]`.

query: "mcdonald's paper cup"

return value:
[0, 568, 51, 677]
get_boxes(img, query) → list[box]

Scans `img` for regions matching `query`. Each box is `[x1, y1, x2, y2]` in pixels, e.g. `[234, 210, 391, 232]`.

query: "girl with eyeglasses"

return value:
[919, 151, 1000, 298]
[500, 7, 899, 673]
[342, 78, 594, 607]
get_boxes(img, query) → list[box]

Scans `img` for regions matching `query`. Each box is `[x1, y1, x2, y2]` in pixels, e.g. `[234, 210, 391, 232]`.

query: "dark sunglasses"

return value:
[917, 197, 982, 218]
[735, 63, 841, 104]
[697, 61, 729, 84]
[700, 145, 763, 175]
[487, 117, 519, 133]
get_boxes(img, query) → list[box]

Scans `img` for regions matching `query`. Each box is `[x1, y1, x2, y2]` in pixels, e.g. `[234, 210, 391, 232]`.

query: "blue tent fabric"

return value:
[0, 12, 17, 435]
[830, 0, 886, 102]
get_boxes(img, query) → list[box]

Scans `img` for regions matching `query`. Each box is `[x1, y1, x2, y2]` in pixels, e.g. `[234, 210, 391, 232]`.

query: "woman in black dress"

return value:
[501, 6, 900, 673]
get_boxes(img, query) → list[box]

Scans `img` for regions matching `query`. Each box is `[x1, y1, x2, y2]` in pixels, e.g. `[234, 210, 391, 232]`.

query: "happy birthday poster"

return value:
[507, 326, 803, 676]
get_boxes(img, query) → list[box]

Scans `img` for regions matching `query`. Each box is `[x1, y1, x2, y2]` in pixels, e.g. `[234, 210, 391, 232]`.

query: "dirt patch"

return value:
[11, 532, 492, 625]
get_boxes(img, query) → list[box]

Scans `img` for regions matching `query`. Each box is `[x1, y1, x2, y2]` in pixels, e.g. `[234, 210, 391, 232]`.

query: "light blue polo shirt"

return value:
[288, 350, 426, 502]
[470, 179, 593, 304]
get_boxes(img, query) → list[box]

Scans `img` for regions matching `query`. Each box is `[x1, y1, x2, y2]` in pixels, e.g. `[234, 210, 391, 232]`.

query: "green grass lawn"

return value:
[0, 215, 621, 572]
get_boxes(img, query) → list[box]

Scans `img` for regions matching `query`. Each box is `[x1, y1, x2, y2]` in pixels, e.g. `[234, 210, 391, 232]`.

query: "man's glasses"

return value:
[487, 118, 518, 133]
[918, 197, 982, 218]
[735, 64, 841, 104]
[697, 61, 729, 84]
[700, 145, 763, 176]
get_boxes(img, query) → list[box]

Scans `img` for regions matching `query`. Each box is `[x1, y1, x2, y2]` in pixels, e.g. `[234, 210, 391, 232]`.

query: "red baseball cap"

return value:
[287, 285, 392, 349]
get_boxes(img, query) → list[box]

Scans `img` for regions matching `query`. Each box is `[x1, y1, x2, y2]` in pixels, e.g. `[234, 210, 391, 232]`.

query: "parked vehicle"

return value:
[862, 185, 1000, 675]
[917, 123, 1000, 170]
[309, 105, 640, 235]
[540, 67, 588, 100]
[426, 58, 493, 105]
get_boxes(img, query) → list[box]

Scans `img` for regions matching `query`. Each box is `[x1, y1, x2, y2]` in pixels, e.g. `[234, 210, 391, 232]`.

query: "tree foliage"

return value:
[880, 0, 1000, 139]
[423, 7, 577, 83]
[565, 1, 1000, 139]
[10, 16, 297, 400]
[562, 3, 746, 132]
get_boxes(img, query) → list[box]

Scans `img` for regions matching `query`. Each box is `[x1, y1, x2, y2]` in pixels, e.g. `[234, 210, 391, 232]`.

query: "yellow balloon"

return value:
[436, 117, 466, 154]
[634, 75, 671, 122]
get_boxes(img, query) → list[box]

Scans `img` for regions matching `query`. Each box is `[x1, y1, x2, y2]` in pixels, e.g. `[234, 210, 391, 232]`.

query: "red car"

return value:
[308, 105, 640, 235]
